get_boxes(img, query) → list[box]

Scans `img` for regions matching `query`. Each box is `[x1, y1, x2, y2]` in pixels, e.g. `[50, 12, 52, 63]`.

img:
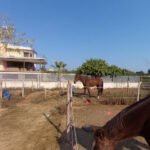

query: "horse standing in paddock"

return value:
[74, 74, 103, 99]
[93, 95, 150, 150]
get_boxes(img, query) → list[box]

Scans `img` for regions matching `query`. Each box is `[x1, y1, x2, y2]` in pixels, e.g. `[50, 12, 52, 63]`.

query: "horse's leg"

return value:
[97, 86, 101, 99]
[101, 86, 103, 95]
[87, 87, 91, 97]
[100, 82, 103, 95]
[97, 88, 100, 99]
[84, 86, 86, 95]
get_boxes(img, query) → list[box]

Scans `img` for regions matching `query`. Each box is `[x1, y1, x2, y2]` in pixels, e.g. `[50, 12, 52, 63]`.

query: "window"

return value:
[24, 52, 29, 57]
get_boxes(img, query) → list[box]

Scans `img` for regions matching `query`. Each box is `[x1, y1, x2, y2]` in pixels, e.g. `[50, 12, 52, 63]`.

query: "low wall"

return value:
[1, 81, 139, 89]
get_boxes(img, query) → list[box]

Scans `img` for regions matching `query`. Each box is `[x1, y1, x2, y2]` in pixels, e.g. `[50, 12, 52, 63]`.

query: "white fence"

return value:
[1, 80, 139, 89]
[0, 72, 140, 89]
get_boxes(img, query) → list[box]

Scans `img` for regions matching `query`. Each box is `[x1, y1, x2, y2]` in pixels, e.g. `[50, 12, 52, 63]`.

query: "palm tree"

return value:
[52, 61, 67, 81]
[54, 61, 67, 72]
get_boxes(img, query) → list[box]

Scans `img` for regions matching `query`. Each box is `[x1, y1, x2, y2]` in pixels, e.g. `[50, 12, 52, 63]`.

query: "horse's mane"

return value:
[102, 94, 150, 140]
[122, 94, 150, 112]
[109, 94, 150, 123]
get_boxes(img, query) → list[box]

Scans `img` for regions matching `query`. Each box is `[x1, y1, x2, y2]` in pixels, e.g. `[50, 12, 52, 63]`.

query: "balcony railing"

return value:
[5, 54, 34, 58]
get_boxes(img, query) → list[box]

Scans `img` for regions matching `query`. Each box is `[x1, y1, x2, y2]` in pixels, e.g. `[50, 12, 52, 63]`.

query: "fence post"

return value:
[127, 76, 129, 94]
[37, 73, 40, 89]
[0, 81, 2, 108]
[22, 80, 25, 98]
[4, 81, 6, 89]
[44, 88, 47, 99]
[32, 80, 34, 91]
[137, 82, 142, 101]
[66, 81, 71, 140]
[38, 73, 41, 88]
[66, 81, 79, 150]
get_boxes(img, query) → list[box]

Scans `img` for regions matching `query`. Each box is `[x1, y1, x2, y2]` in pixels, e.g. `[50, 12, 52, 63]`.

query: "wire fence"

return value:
[0, 72, 141, 82]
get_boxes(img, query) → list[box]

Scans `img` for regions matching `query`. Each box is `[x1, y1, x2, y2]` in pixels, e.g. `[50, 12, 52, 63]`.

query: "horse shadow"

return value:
[59, 127, 150, 150]
[59, 91, 89, 97]
[116, 139, 150, 150]
[73, 92, 99, 99]
[58, 127, 93, 150]
[72, 91, 88, 97]
[43, 114, 150, 150]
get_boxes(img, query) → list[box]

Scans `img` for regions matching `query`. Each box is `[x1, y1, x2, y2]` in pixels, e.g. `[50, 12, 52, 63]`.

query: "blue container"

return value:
[2, 89, 11, 100]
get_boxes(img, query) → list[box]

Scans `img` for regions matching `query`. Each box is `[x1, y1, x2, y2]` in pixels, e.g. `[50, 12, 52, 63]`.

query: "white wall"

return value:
[1, 80, 139, 89]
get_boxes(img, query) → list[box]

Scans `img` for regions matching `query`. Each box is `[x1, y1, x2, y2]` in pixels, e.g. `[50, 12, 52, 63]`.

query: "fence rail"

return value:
[0, 72, 141, 82]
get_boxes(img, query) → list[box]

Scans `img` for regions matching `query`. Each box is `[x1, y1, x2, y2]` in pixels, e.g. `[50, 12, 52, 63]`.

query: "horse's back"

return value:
[85, 77, 103, 87]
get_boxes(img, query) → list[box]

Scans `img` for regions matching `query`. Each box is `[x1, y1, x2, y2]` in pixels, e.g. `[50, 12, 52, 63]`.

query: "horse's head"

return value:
[93, 127, 114, 150]
[74, 74, 81, 84]
[92, 127, 104, 150]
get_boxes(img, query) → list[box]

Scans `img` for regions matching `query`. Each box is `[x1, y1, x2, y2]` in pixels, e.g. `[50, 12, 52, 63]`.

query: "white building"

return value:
[0, 43, 46, 71]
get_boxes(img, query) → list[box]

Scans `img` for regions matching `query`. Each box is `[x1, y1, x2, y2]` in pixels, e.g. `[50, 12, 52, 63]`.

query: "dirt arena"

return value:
[0, 88, 149, 150]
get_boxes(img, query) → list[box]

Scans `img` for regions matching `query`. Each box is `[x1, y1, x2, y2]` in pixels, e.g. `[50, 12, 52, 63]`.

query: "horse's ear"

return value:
[91, 125, 100, 132]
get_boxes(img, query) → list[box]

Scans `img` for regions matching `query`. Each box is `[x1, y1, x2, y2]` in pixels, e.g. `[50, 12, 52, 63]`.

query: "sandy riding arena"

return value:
[0, 88, 149, 150]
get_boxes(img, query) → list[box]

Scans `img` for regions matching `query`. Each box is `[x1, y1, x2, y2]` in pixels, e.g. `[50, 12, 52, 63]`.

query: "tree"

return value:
[0, 15, 33, 46]
[0, 16, 15, 43]
[53, 61, 67, 72]
[147, 69, 150, 75]
[136, 71, 145, 76]
[76, 58, 135, 77]
[76, 58, 109, 76]
[121, 69, 135, 76]
[52, 61, 67, 81]
[108, 65, 122, 76]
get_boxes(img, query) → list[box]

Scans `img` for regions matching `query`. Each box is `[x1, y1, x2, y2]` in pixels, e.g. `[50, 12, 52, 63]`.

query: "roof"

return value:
[7, 44, 33, 51]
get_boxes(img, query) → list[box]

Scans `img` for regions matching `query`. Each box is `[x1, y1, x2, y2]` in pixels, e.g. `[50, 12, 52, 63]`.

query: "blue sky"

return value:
[1, 0, 150, 72]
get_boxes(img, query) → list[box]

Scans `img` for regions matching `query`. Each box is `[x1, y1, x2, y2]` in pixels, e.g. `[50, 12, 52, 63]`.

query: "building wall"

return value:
[0, 43, 5, 70]
[0, 43, 34, 58]
[6, 49, 22, 57]
[0, 61, 4, 70]
[6, 49, 34, 58]
[0, 43, 36, 71]
[0, 43, 6, 56]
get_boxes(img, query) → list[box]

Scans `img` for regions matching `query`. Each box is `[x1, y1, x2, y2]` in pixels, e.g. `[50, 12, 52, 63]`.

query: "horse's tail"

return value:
[98, 79, 103, 94]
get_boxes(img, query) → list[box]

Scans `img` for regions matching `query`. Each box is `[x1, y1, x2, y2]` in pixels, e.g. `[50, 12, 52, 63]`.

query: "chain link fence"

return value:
[0, 72, 141, 82]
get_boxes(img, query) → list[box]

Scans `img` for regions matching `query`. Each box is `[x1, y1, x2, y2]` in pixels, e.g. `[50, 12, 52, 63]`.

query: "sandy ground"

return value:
[0, 88, 149, 150]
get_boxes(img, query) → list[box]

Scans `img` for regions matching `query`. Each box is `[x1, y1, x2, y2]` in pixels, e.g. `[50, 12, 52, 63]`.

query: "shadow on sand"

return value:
[43, 112, 150, 150]
[59, 127, 150, 150]
[59, 127, 93, 150]
[116, 139, 150, 150]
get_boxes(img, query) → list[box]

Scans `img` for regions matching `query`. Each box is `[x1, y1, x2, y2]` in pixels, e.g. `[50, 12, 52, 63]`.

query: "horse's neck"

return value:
[124, 95, 150, 112]
[80, 77, 88, 83]
[104, 95, 150, 140]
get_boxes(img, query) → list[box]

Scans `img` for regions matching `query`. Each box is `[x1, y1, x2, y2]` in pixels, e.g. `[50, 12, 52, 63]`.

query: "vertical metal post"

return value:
[32, 80, 34, 91]
[66, 81, 71, 140]
[38, 73, 41, 88]
[4, 81, 6, 88]
[137, 82, 142, 101]
[0, 81, 2, 108]
[127, 76, 129, 94]
[22, 80, 24, 97]
[44, 88, 47, 99]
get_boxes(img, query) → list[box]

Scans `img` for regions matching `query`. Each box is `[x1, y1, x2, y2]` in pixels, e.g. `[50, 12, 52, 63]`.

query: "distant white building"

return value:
[0, 43, 46, 71]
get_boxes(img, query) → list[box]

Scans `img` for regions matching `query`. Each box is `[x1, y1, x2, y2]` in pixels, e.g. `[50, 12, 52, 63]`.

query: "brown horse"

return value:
[74, 74, 103, 99]
[93, 95, 150, 150]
